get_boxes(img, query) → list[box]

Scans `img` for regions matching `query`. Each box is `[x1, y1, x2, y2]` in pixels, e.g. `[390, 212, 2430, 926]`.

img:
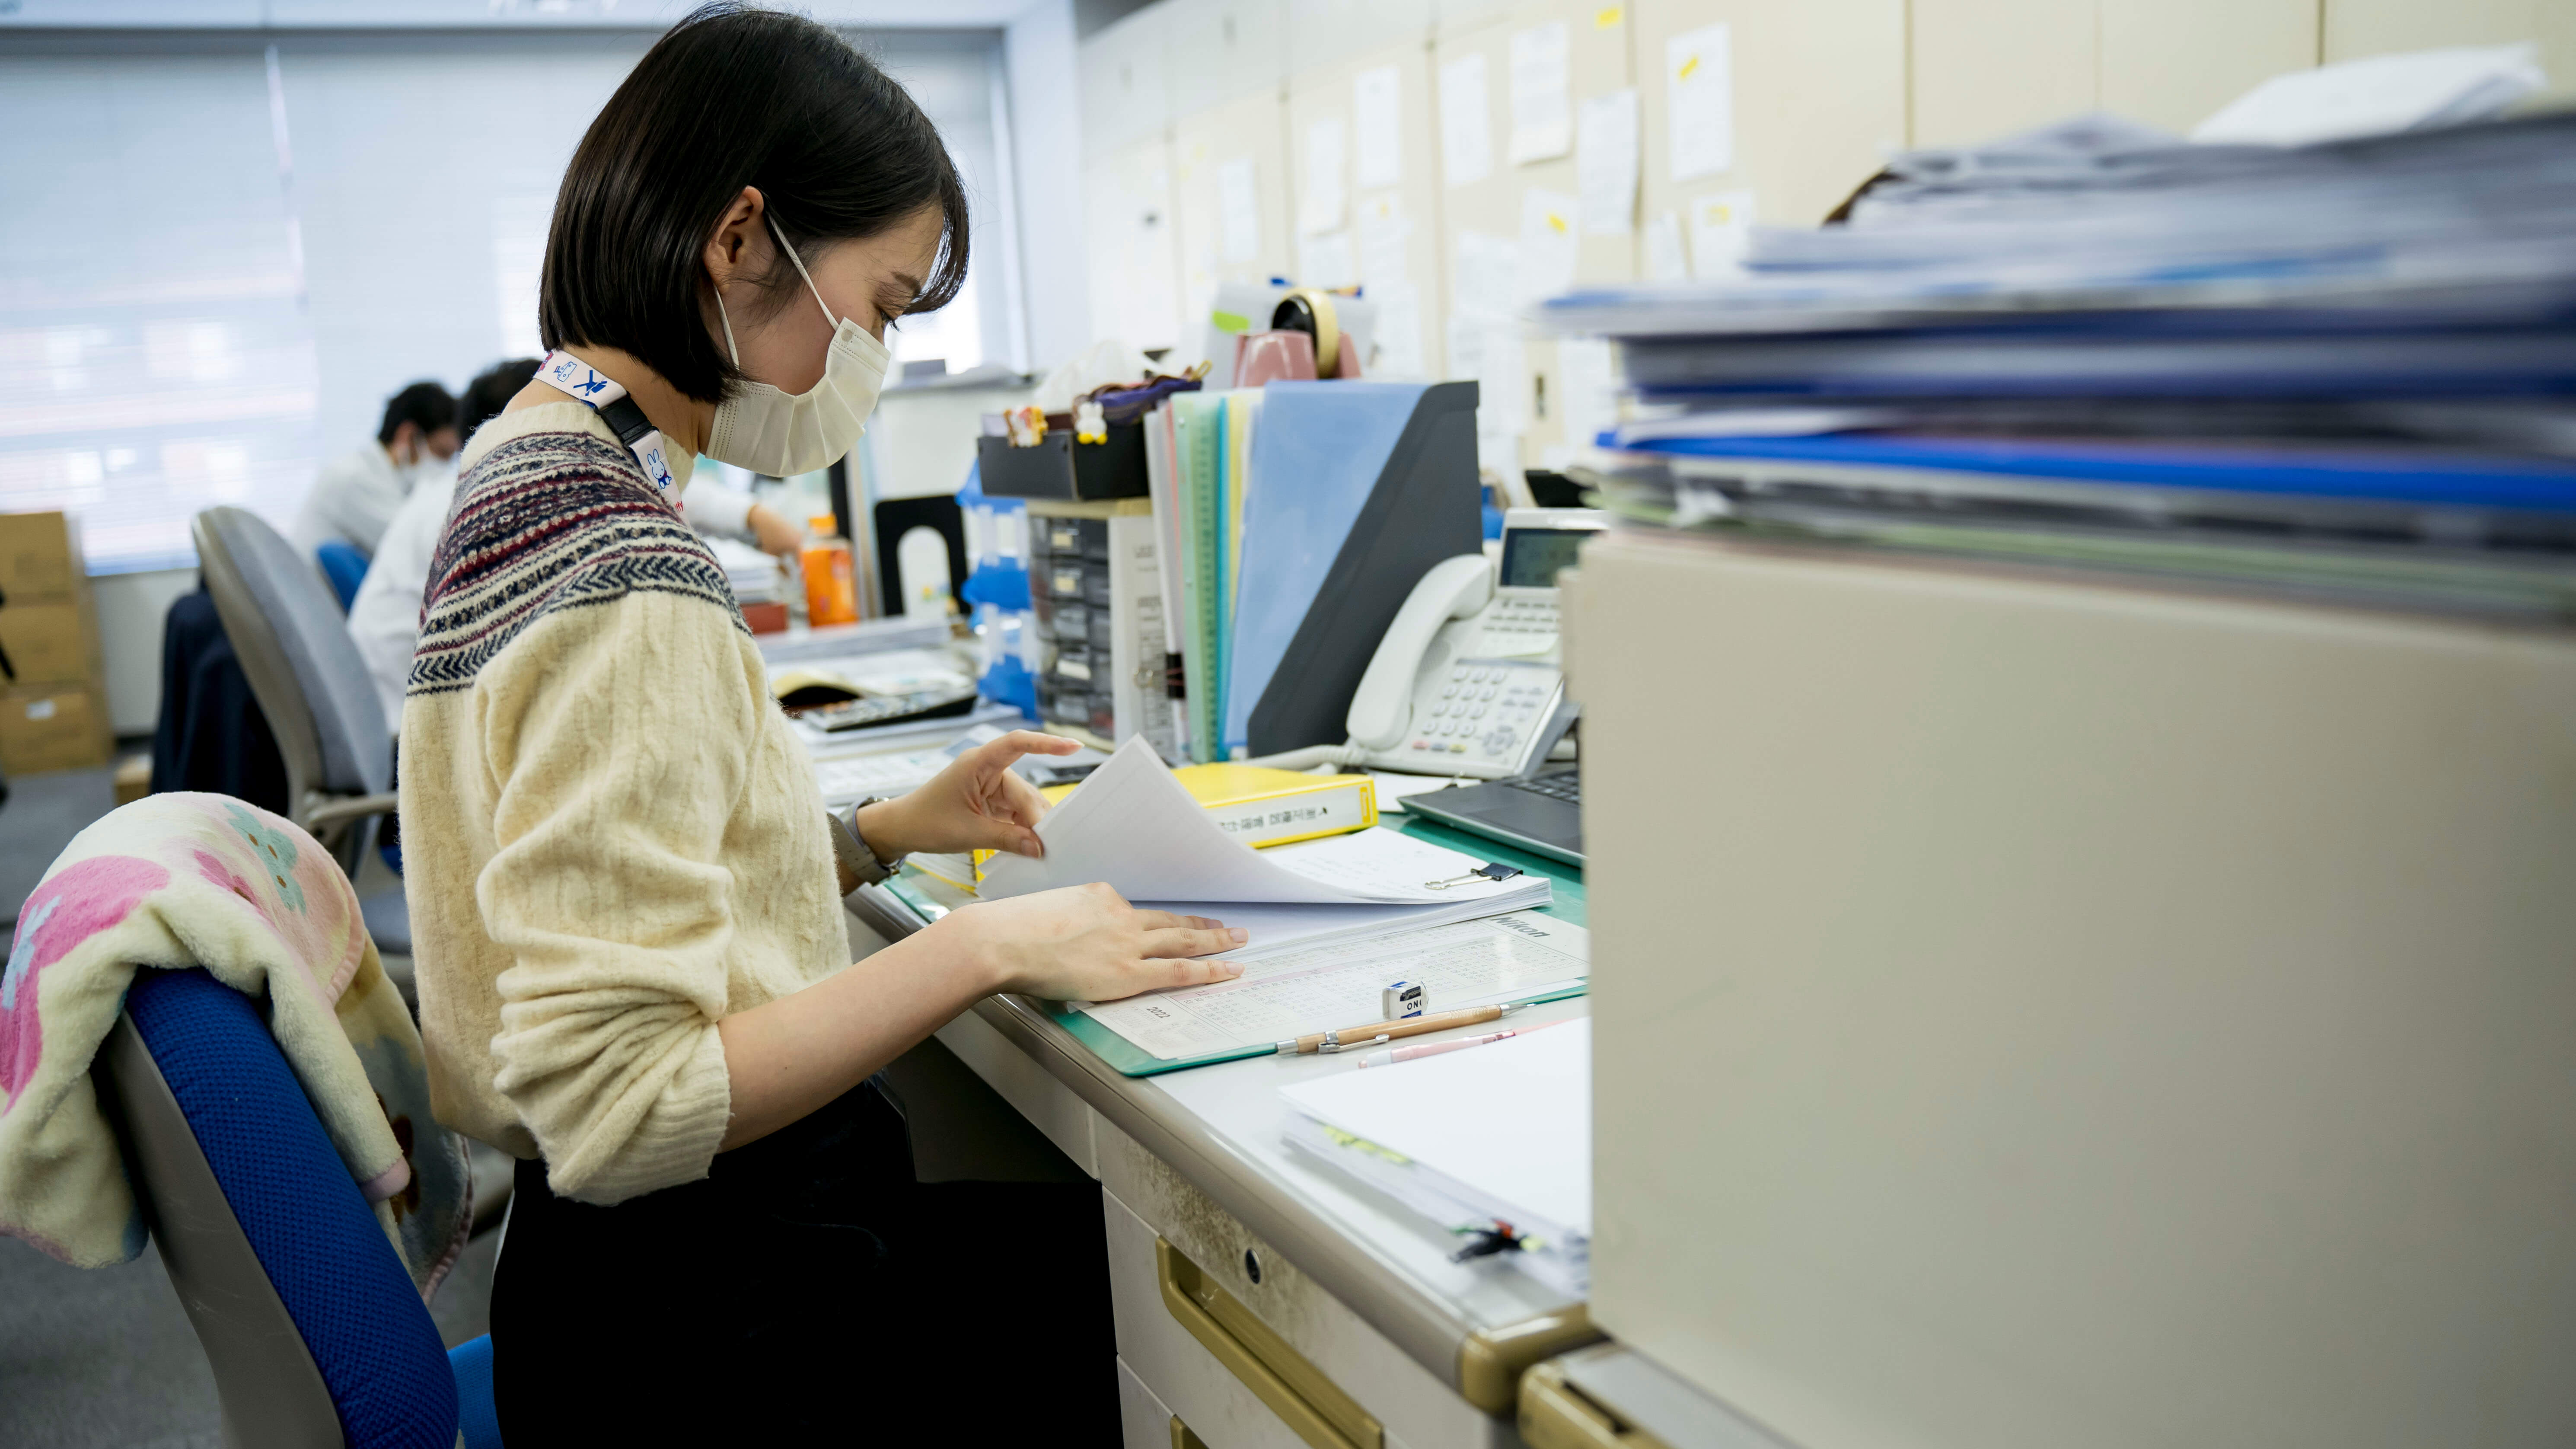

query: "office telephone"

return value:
[1338, 508, 1608, 779]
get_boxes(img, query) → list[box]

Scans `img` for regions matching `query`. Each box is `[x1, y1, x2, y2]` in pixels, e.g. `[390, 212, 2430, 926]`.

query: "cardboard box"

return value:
[0, 599, 96, 686]
[0, 684, 111, 776]
[0, 511, 80, 601]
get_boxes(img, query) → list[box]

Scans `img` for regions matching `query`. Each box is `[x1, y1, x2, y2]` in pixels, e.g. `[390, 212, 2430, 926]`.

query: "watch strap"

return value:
[827, 797, 902, 895]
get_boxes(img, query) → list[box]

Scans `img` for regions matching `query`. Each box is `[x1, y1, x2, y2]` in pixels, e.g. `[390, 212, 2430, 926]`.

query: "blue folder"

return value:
[1222, 382, 1434, 754]
[1621, 433, 2576, 515]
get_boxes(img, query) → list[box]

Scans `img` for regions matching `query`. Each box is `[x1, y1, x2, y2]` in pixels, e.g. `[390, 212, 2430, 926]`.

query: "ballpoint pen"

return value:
[1273, 1001, 1527, 1056]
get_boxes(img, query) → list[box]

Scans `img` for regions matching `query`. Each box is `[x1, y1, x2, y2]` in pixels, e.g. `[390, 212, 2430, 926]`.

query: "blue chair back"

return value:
[93, 967, 464, 1449]
[316, 541, 368, 612]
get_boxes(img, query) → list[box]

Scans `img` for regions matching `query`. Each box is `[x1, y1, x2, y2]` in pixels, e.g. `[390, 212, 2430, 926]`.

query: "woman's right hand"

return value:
[933, 882, 1245, 1002]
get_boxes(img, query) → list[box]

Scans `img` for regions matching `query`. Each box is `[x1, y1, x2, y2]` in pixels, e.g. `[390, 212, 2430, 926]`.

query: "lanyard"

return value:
[532, 350, 679, 495]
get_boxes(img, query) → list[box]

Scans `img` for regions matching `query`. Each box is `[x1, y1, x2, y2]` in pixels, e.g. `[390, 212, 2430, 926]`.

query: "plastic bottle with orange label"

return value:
[800, 513, 860, 626]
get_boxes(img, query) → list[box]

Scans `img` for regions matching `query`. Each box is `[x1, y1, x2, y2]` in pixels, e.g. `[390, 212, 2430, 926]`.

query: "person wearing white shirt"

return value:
[291, 380, 460, 559]
[347, 358, 807, 727]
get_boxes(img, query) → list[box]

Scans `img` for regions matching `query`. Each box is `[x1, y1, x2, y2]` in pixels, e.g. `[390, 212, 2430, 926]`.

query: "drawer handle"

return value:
[1155, 1237, 1384, 1449]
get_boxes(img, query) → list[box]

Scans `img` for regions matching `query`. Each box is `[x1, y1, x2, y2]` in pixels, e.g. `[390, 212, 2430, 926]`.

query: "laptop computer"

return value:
[1402, 766, 1584, 866]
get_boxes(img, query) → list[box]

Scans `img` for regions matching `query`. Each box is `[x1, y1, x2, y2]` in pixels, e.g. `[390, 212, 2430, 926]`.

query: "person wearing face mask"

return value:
[347, 356, 807, 734]
[289, 379, 459, 559]
[400, 7, 1238, 1442]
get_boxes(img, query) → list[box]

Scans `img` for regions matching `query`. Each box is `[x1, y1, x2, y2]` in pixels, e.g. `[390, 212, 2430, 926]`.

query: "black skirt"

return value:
[490, 1079, 1120, 1445]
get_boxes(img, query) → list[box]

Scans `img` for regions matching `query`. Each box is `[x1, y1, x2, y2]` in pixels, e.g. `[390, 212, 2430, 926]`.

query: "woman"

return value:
[399, 7, 1239, 1439]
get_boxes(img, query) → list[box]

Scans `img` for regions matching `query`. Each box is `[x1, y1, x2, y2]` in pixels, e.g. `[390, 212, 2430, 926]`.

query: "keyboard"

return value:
[793, 683, 981, 732]
[812, 748, 953, 804]
[1505, 769, 1580, 804]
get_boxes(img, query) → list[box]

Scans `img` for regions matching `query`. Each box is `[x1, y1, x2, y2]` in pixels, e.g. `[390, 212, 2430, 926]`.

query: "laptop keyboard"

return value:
[1506, 770, 1581, 804]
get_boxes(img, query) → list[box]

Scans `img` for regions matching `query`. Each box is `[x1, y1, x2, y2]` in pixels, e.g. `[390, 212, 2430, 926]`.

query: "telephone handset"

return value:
[1247, 509, 1604, 779]
[1343, 559, 1570, 779]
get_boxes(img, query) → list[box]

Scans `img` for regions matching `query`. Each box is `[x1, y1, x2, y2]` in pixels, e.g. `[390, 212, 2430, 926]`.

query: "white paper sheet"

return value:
[1576, 88, 1639, 235]
[1218, 156, 1261, 262]
[1352, 65, 1404, 189]
[980, 737, 1537, 904]
[1301, 116, 1347, 236]
[1555, 336, 1619, 453]
[1132, 884, 1549, 964]
[1452, 229, 1520, 321]
[1643, 209, 1691, 281]
[1689, 188, 1757, 277]
[1368, 279, 1427, 378]
[1085, 914, 1587, 1061]
[1517, 188, 1581, 304]
[1281, 1015, 1592, 1234]
[1508, 22, 1573, 165]
[1438, 53, 1493, 188]
[1446, 316, 1523, 428]
[1356, 193, 1411, 285]
[1299, 229, 1358, 290]
[1447, 308, 1527, 471]
[1666, 22, 1734, 182]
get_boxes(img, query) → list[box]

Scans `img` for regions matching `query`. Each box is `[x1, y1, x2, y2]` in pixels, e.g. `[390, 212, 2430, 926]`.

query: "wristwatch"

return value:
[827, 797, 904, 896]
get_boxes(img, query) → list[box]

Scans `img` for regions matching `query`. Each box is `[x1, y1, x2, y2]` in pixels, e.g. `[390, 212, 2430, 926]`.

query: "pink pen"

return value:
[1356, 1019, 1565, 1069]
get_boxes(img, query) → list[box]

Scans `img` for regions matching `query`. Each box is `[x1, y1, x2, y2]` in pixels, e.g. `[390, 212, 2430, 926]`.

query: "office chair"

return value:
[190, 508, 408, 957]
[92, 966, 502, 1449]
[316, 540, 369, 613]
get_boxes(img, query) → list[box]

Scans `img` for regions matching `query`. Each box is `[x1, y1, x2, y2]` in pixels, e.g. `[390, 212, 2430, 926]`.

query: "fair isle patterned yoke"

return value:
[410, 426, 743, 699]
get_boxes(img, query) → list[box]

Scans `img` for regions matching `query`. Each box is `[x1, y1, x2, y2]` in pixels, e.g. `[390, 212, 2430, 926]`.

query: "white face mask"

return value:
[705, 217, 892, 477]
[394, 438, 449, 494]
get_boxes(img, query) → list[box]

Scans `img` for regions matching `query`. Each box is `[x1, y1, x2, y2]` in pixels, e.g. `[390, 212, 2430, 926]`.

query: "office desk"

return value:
[844, 817, 1600, 1448]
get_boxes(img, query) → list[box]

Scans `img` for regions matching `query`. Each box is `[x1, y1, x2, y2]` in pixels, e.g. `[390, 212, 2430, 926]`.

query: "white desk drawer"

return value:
[1109, 1189, 1348, 1449]
[1123, 1355, 1215, 1449]
[1101, 1130, 1524, 1449]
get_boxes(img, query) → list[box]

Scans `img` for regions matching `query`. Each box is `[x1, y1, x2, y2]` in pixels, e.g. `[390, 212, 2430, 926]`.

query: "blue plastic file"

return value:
[1223, 382, 1433, 754]
[1622, 433, 2576, 514]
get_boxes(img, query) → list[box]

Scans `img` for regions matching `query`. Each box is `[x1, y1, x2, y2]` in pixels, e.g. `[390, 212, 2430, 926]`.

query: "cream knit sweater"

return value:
[399, 403, 847, 1204]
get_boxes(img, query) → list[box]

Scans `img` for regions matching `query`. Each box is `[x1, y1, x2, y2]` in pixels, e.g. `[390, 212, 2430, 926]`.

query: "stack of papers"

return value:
[706, 535, 786, 606]
[1544, 110, 2576, 348]
[982, 738, 1553, 909]
[1537, 86, 2576, 621]
[1279, 1018, 1592, 1294]
[1081, 912, 1586, 1063]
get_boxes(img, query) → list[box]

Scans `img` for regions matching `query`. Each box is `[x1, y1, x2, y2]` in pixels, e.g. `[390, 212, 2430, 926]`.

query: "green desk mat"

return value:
[891, 818, 1587, 1078]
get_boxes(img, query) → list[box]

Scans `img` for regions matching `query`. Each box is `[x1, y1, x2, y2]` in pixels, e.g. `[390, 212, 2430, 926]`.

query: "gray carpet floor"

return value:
[0, 1229, 501, 1447]
[0, 761, 501, 1446]
[0, 762, 121, 930]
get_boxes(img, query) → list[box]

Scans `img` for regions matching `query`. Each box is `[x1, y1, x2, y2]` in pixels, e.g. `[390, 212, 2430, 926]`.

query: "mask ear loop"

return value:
[765, 214, 841, 329]
[717, 294, 740, 366]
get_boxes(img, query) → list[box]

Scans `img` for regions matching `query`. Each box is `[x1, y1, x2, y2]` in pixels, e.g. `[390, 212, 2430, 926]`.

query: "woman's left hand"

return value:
[855, 730, 1077, 860]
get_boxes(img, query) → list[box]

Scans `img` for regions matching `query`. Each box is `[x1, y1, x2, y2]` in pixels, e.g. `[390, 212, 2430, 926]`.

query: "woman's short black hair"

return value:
[539, 3, 969, 403]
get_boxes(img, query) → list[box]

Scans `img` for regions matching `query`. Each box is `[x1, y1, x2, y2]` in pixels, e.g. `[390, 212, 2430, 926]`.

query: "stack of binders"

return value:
[1541, 111, 2576, 618]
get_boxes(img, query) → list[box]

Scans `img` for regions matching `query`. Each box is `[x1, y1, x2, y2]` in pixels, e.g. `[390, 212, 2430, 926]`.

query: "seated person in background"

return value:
[292, 380, 458, 559]
[348, 357, 807, 729]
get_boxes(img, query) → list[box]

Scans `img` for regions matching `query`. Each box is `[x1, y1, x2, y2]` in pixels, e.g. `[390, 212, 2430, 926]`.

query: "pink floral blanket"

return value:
[0, 793, 469, 1297]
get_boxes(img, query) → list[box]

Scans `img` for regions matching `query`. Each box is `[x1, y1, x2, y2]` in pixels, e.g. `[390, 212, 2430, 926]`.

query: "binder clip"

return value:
[1424, 862, 1524, 891]
[1381, 981, 1427, 1019]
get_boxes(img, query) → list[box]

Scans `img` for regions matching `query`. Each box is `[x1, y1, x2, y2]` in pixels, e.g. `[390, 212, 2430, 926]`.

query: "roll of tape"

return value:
[1272, 287, 1342, 377]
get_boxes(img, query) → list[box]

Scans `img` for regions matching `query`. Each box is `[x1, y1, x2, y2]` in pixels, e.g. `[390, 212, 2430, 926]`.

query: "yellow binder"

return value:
[913, 764, 1379, 894]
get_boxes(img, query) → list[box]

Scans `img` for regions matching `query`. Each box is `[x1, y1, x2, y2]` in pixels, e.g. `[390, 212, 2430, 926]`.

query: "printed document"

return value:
[1082, 913, 1587, 1060]
[980, 737, 1547, 906]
